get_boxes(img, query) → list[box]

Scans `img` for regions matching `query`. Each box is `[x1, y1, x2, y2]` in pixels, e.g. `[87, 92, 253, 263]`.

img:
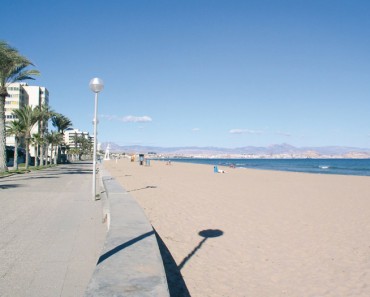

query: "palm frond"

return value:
[6, 120, 25, 137]
[8, 68, 40, 83]
[12, 105, 39, 133]
[0, 40, 40, 84]
[52, 113, 73, 133]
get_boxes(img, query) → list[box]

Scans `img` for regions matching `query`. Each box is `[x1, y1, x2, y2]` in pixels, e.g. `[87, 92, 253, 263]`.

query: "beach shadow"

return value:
[154, 228, 223, 296]
[30, 176, 59, 179]
[128, 185, 157, 192]
[0, 184, 25, 189]
[154, 229, 191, 297]
[60, 170, 92, 175]
[97, 230, 154, 265]
[0, 175, 59, 182]
[178, 229, 224, 270]
[41, 169, 92, 176]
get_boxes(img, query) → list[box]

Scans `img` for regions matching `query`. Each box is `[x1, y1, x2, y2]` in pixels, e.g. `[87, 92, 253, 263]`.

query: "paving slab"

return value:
[0, 162, 106, 297]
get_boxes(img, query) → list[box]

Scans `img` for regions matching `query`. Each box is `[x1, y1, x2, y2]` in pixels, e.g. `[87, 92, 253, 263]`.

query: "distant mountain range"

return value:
[100, 142, 370, 157]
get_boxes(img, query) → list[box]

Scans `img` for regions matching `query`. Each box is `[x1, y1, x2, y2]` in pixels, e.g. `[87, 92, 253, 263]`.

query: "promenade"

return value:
[0, 162, 106, 297]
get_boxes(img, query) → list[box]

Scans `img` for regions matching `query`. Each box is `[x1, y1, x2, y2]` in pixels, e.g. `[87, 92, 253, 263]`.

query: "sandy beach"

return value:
[103, 158, 370, 297]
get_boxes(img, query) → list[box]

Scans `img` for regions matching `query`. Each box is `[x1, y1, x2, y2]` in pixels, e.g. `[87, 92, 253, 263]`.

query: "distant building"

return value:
[63, 128, 93, 149]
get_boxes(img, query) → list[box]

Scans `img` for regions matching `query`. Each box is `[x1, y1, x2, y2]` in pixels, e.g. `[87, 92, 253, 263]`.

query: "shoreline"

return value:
[157, 158, 370, 177]
[103, 158, 370, 296]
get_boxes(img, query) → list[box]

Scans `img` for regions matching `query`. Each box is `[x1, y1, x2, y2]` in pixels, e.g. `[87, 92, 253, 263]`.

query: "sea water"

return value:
[166, 158, 370, 176]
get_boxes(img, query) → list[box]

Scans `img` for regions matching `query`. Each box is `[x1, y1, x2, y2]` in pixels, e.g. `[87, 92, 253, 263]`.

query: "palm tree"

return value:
[51, 113, 72, 163]
[0, 40, 40, 173]
[68, 147, 78, 161]
[5, 120, 25, 170]
[73, 135, 92, 160]
[45, 131, 63, 165]
[35, 104, 54, 166]
[51, 113, 73, 133]
[52, 133, 63, 164]
[63, 144, 70, 161]
[30, 132, 43, 167]
[44, 132, 51, 165]
[44, 132, 53, 165]
[12, 106, 38, 169]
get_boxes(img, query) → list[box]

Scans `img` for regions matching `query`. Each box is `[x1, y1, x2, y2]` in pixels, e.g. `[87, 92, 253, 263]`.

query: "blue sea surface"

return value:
[165, 158, 370, 176]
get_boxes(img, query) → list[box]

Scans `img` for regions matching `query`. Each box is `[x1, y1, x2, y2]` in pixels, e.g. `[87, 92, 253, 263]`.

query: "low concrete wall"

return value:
[85, 167, 170, 297]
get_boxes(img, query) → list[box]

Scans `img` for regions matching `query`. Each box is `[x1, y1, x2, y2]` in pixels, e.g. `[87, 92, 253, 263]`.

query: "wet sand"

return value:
[103, 158, 370, 297]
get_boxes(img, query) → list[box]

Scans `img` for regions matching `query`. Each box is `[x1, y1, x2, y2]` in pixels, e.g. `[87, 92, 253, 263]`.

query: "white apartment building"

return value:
[63, 128, 93, 149]
[5, 83, 49, 155]
[23, 85, 49, 141]
[5, 83, 27, 125]
[6, 83, 93, 163]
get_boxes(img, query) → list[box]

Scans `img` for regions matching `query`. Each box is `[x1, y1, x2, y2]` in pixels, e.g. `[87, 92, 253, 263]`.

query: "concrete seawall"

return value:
[85, 166, 169, 296]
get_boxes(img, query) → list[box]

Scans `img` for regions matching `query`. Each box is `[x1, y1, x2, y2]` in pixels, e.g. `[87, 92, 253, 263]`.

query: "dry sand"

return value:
[103, 158, 370, 297]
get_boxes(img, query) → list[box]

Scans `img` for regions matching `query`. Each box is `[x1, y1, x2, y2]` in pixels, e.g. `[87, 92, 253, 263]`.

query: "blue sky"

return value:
[3, 0, 370, 148]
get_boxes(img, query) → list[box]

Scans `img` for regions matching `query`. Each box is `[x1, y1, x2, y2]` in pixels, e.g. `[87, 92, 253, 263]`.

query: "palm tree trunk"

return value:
[57, 145, 61, 164]
[55, 145, 59, 164]
[0, 94, 8, 173]
[44, 143, 48, 165]
[40, 125, 45, 166]
[50, 144, 54, 165]
[40, 143, 44, 166]
[25, 137, 30, 169]
[45, 144, 48, 165]
[35, 144, 40, 167]
[53, 146, 57, 164]
[34, 145, 38, 167]
[13, 139, 19, 170]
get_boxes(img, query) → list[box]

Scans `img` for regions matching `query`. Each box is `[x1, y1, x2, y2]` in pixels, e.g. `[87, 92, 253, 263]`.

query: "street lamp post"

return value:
[89, 77, 104, 200]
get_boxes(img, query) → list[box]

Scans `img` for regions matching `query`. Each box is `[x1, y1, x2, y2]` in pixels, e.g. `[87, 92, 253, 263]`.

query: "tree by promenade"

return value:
[0, 40, 40, 173]
[8, 106, 74, 169]
[35, 104, 54, 166]
[45, 131, 63, 165]
[51, 113, 73, 163]
[70, 134, 92, 161]
[5, 120, 25, 170]
[12, 106, 38, 169]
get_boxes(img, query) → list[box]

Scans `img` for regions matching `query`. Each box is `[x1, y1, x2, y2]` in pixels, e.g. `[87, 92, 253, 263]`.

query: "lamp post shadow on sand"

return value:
[155, 228, 223, 297]
[178, 229, 224, 270]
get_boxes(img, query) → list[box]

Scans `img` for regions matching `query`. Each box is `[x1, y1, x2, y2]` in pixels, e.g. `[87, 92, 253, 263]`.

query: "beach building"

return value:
[5, 83, 50, 158]
[22, 84, 49, 140]
[62, 128, 93, 161]
[63, 128, 93, 149]
[5, 83, 93, 164]
[5, 83, 28, 147]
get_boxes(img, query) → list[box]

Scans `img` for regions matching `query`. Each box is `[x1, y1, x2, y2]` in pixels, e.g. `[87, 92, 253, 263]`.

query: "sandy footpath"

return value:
[103, 158, 370, 297]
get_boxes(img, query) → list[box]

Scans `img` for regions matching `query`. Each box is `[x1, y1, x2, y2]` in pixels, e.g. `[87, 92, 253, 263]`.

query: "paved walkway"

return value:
[0, 162, 106, 297]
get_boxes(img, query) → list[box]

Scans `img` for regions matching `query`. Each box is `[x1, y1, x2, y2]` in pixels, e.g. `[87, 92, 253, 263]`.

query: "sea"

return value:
[164, 158, 370, 177]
